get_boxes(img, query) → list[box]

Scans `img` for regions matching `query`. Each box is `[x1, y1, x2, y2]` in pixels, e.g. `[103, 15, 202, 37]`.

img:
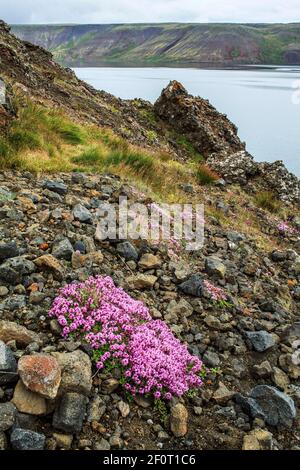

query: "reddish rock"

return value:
[18, 354, 61, 399]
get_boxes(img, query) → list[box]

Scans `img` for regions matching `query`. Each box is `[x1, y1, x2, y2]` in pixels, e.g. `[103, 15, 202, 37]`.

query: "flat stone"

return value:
[213, 382, 234, 404]
[52, 350, 92, 396]
[18, 354, 61, 399]
[272, 367, 290, 391]
[242, 429, 273, 451]
[87, 396, 106, 422]
[203, 350, 220, 368]
[94, 438, 111, 450]
[12, 380, 47, 415]
[0, 321, 40, 346]
[0, 402, 17, 431]
[253, 360, 272, 378]
[0, 286, 9, 296]
[246, 331, 276, 352]
[101, 377, 119, 394]
[0, 241, 19, 262]
[179, 274, 203, 297]
[53, 392, 87, 434]
[126, 274, 157, 289]
[43, 180, 68, 195]
[166, 299, 193, 319]
[34, 255, 65, 281]
[170, 403, 188, 437]
[53, 433, 73, 449]
[116, 242, 139, 261]
[194, 406, 203, 416]
[10, 428, 45, 450]
[138, 253, 161, 270]
[205, 315, 222, 329]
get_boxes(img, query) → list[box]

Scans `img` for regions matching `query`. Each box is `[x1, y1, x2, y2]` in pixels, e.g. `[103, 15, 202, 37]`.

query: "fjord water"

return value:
[73, 66, 300, 176]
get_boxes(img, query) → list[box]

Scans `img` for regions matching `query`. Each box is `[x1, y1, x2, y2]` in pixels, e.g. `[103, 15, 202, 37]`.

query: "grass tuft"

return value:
[72, 146, 104, 166]
[196, 164, 218, 185]
[254, 191, 280, 213]
[105, 149, 154, 176]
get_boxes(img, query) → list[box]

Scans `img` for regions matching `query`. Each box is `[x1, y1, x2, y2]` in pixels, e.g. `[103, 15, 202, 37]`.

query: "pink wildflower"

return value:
[203, 280, 227, 302]
[49, 276, 203, 400]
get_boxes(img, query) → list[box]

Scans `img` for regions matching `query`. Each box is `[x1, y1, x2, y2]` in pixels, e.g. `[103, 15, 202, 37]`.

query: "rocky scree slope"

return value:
[0, 172, 300, 450]
[11, 22, 300, 67]
[0, 19, 300, 451]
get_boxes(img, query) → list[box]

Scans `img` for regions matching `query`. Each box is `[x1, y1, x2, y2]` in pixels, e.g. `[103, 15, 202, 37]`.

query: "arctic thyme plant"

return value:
[49, 276, 203, 400]
[203, 280, 232, 308]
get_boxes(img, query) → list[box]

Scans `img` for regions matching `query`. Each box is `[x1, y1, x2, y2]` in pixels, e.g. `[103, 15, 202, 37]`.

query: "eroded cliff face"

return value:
[11, 22, 300, 67]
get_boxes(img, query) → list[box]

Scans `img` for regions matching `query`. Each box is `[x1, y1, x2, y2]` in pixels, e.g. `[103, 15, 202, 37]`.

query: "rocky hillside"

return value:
[11, 22, 300, 67]
[1, 20, 300, 452]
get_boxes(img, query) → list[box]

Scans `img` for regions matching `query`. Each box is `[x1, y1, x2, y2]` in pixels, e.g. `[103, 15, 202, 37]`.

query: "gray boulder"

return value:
[43, 180, 68, 195]
[0, 256, 35, 285]
[73, 204, 93, 224]
[245, 331, 276, 352]
[236, 385, 296, 428]
[52, 238, 74, 260]
[10, 428, 45, 450]
[0, 402, 17, 431]
[53, 392, 87, 433]
[0, 241, 19, 262]
[116, 242, 139, 261]
[179, 274, 203, 297]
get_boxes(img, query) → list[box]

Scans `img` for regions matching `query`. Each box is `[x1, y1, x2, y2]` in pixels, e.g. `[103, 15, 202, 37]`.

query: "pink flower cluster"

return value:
[203, 280, 227, 302]
[49, 276, 203, 399]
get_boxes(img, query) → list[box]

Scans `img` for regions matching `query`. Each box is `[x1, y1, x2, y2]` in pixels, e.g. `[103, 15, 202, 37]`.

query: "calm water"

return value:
[73, 66, 300, 176]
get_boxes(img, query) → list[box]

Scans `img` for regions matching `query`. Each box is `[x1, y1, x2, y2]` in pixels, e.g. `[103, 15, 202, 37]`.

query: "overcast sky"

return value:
[1, 0, 299, 24]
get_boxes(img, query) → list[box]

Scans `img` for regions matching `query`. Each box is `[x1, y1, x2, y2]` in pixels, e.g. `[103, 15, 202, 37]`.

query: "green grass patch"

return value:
[72, 146, 104, 166]
[176, 135, 204, 162]
[105, 149, 154, 176]
[45, 115, 86, 144]
[254, 191, 280, 213]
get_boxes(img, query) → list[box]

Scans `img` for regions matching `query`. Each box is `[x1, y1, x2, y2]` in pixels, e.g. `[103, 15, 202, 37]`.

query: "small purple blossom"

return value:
[277, 221, 294, 234]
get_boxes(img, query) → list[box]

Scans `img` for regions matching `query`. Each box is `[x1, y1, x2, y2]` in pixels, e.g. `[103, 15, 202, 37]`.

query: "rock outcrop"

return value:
[155, 81, 300, 204]
[154, 80, 245, 158]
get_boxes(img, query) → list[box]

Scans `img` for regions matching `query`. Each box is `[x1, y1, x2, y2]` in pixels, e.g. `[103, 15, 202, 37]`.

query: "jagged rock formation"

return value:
[154, 80, 245, 158]
[154, 81, 300, 204]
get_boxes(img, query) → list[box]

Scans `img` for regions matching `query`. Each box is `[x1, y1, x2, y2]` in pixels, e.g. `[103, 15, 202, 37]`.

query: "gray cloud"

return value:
[1, 0, 299, 24]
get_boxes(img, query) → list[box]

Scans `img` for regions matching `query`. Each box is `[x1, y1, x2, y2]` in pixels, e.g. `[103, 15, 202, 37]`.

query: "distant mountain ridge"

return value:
[11, 22, 300, 67]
